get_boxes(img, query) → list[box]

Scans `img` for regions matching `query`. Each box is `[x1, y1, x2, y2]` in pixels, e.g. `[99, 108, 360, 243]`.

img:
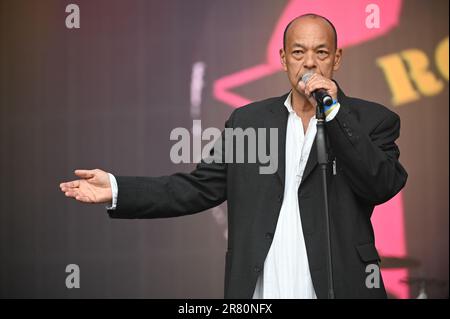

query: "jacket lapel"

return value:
[300, 85, 349, 186]
[301, 139, 318, 185]
[266, 94, 289, 188]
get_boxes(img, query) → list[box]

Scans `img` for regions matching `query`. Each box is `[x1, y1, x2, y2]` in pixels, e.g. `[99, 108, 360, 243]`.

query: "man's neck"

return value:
[291, 91, 315, 119]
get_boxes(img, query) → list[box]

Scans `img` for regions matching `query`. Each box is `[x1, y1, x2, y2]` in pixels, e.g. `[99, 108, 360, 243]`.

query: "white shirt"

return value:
[252, 93, 339, 299]
[107, 93, 340, 299]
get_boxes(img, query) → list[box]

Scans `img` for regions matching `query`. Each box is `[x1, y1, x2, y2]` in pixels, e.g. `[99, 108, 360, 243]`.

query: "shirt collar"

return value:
[284, 91, 295, 113]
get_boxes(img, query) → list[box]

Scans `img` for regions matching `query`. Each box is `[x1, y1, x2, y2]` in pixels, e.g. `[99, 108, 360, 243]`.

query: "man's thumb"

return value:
[74, 169, 95, 179]
[298, 81, 306, 90]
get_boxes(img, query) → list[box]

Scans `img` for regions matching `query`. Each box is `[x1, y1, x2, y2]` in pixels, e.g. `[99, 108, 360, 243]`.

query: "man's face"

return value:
[280, 17, 342, 94]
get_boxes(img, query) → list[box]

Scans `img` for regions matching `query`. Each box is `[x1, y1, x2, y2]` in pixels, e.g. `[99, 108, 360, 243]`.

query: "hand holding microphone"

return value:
[298, 72, 338, 107]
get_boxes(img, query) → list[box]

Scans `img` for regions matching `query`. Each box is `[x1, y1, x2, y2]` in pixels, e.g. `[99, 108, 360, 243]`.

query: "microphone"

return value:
[301, 73, 333, 107]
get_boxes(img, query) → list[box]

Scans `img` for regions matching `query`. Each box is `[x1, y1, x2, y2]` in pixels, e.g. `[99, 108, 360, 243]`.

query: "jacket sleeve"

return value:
[326, 104, 408, 205]
[107, 113, 235, 219]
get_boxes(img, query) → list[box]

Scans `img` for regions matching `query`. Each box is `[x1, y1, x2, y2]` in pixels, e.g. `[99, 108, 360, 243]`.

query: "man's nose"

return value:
[303, 52, 317, 69]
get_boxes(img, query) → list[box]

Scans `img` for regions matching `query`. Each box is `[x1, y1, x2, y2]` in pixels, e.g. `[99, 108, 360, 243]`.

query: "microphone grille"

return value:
[301, 72, 313, 84]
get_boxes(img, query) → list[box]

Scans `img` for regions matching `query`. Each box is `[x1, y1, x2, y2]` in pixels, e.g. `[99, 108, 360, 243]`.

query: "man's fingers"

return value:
[60, 180, 80, 191]
[306, 77, 338, 101]
[307, 79, 331, 91]
[305, 79, 332, 96]
[67, 180, 80, 188]
[64, 190, 78, 198]
[75, 195, 93, 203]
[74, 169, 95, 179]
[64, 190, 92, 203]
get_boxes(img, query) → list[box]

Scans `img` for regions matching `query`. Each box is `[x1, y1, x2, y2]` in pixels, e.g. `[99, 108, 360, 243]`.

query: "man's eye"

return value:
[293, 50, 304, 55]
[318, 50, 328, 56]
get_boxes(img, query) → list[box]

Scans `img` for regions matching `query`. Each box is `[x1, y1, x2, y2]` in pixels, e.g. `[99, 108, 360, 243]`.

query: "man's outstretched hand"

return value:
[59, 169, 112, 204]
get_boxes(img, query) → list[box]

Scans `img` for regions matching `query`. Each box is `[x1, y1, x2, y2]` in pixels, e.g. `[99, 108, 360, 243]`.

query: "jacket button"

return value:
[265, 232, 273, 240]
[254, 266, 262, 273]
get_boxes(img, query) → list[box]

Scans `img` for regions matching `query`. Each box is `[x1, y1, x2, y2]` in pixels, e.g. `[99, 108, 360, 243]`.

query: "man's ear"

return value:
[333, 48, 343, 71]
[280, 48, 287, 71]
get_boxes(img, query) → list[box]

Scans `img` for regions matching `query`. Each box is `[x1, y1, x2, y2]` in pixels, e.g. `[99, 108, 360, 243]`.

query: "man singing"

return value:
[60, 14, 408, 299]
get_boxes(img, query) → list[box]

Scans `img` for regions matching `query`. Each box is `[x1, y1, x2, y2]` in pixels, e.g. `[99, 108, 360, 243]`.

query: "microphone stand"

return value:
[315, 103, 335, 299]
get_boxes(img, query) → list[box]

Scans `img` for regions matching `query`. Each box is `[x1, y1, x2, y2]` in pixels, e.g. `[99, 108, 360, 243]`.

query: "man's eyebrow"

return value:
[291, 43, 330, 50]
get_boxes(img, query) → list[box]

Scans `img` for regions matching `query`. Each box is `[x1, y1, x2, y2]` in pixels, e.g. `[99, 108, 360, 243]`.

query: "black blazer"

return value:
[108, 86, 408, 299]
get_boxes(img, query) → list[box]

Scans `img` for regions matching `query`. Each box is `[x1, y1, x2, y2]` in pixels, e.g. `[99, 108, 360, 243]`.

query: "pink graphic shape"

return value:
[372, 193, 409, 299]
[213, 0, 409, 298]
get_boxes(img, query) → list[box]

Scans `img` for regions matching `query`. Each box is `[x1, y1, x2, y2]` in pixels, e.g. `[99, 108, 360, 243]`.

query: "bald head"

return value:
[283, 14, 338, 51]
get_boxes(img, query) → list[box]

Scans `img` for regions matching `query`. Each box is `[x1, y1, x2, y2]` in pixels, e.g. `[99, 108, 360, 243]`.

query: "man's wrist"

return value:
[325, 101, 340, 122]
[324, 99, 338, 115]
